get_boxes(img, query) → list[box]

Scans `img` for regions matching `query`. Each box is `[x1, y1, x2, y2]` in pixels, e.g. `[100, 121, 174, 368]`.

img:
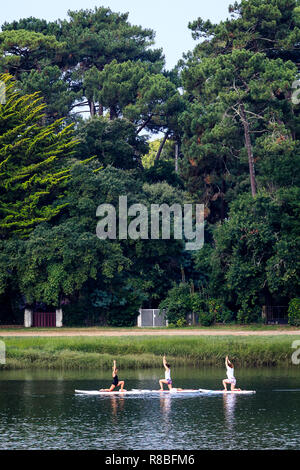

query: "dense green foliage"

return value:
[0, 1, 299, 326]
[0, 74, 77, 238]
[288, 298, 300, 326]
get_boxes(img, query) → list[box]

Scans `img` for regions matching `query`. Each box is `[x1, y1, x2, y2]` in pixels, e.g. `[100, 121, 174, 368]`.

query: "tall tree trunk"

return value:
[221, 179, 226, 222]
[175, 142, 179, 173]
[88, 99, 95, 117]
[240, 103, 257, 197]
[110, 105, 117, 120]
[98, 103, 103, 116]
[154, 132, 168, 163]
[181, 265, 186, 283]
[221, 155, 227, 222]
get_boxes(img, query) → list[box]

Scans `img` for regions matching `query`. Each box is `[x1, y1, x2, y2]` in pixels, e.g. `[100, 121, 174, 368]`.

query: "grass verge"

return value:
[0, 335, 299, 370]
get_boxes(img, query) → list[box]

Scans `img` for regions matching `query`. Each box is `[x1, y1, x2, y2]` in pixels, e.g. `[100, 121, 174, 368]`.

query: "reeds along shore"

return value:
[0, 335, 298, 370]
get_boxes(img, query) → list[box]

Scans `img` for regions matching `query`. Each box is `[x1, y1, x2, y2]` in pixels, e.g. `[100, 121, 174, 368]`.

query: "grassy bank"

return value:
[0, 324, 298, 332]
[0, 335, 299, 370]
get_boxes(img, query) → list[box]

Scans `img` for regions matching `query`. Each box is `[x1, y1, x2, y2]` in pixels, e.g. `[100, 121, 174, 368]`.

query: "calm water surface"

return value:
[0, 367, 299, 450]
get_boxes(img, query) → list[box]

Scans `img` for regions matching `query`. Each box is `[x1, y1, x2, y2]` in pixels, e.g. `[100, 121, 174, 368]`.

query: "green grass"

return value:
[0, 335, 298, 370]
[0, 323, 297, 332]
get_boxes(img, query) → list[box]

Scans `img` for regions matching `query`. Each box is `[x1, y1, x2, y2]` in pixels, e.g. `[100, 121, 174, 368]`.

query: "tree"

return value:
[0, 74, 78, 238]
[19, 66, 79, 121]
[1, 7, 164, 120]
[0, 29, 65, 78]
[180, 1, 298, 223]
[74, 116, 148, 169]
[189, 0, 300, 60]
[197, 190, 300, 322]
[183, 49, 296, 197]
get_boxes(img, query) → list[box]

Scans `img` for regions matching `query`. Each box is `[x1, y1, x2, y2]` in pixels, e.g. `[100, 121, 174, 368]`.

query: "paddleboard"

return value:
[75, 388, 255, 396]
[75, 389, 200, 395]
[198, 388, 256, 395]
[75, 389, 145, 395]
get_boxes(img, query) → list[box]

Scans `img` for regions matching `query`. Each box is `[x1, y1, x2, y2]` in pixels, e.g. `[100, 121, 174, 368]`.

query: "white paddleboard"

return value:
[75, 389, 146, 395]
[75, 388, 255, 396]
[75, 388, 200, 396]
[198, 389, 256, 395]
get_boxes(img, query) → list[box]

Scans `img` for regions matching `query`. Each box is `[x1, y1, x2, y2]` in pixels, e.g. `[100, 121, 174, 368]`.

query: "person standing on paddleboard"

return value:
[222, 356, 240, 392]
[100, 360, 125, 392]
[159, 355, 173, 391]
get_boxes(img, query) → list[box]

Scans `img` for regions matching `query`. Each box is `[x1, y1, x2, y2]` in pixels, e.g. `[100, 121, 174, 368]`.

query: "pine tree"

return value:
[181, 0, 299, 220]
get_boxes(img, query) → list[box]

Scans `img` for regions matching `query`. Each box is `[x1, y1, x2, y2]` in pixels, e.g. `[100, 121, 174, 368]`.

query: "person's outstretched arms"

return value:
[163, 355, 168, 370]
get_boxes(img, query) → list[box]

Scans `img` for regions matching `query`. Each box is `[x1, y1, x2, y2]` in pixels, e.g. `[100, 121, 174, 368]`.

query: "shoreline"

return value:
[1, 335, 299, 370]
[0, 326, 299, 337]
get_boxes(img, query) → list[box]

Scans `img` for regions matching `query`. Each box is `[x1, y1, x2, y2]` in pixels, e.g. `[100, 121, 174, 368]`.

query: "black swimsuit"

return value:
[112, 375, 119, 386]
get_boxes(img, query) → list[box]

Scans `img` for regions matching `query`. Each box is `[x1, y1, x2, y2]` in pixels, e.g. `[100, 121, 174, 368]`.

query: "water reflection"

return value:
[109, 395, 125, 420]
[160, 395, 172, 419]
[223, 394, 237, 431]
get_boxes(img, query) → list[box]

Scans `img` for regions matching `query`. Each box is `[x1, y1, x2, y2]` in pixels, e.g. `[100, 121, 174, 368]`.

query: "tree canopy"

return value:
[0, 0, 299, 325]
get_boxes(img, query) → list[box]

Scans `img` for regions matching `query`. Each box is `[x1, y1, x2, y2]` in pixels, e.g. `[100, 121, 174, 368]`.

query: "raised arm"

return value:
[163, 355, 168, 370]
[225, 356, 229, 366]
[112, 360, 117, 374]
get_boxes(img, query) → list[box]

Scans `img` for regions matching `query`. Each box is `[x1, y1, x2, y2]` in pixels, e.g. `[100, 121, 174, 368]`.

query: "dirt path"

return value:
[0, 328, 299, 337]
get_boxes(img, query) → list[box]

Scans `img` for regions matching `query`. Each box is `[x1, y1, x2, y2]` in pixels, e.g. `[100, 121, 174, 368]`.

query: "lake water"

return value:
[0, 367, 299, 450]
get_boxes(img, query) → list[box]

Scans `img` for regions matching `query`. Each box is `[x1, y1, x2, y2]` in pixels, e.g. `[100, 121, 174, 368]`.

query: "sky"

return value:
[1, 0, 232, 69]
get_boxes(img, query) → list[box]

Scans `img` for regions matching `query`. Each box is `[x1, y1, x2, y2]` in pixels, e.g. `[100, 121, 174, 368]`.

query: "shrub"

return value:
[208, 298, 233, 323]
[198, 310, 215, 326]
[159, 283, 191, 325]
[191, 295, 233, 325]
[237, 303, 261, 324]
[191, 293, 206, 313]
[288, 298, 300, 326]
[176, 318, 187, 328]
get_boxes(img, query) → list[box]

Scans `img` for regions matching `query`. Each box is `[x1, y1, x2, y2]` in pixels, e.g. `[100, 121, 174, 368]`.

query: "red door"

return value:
[33, 312, 56, 327]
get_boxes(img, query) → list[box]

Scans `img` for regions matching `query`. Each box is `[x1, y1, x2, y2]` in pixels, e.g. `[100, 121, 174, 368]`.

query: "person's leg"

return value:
[117, 381, 125, 391]
[100, 384, 115, 392]
[231, 380, 240, 391]
[223, 379, 229, 391]
[159, 379, 168, 390]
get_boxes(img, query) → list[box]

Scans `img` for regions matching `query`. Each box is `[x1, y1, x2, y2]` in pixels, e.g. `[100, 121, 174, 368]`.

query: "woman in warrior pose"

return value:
[222, 356, 240, 392]
[159, 355, 173, 391]
[100, 360, 125, 392]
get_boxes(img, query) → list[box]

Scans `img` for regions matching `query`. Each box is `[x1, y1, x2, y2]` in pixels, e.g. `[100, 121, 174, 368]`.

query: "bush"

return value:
[288, 298, 300, 326]
[159, 283, 191, 325]
[208, 298, 233, 323]
[191, 293, 206, 313]
[176, 318, 187, 328]
[198, 310, 215, 326]
[191, 294, 213, 326]
[237, 303, 261, 324]
[190, 295, 233, 325]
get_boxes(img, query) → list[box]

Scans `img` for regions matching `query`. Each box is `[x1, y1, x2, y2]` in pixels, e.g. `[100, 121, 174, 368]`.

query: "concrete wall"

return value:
[56, 309, 63, 327]
[24, 309, 33, 328]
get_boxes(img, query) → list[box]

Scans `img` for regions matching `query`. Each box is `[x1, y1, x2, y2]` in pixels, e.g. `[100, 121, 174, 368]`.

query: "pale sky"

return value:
[1, 0, 232, 69]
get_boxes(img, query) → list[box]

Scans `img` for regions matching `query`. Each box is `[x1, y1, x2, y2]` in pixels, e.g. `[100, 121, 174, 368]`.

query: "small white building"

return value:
[137, 309, 167, 327]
